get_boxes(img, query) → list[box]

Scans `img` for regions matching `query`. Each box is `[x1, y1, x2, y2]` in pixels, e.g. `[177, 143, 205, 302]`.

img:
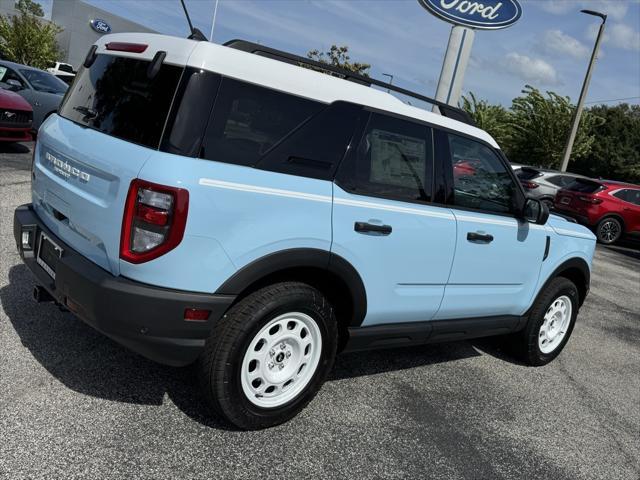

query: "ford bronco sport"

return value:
[14, 33, 596, 430]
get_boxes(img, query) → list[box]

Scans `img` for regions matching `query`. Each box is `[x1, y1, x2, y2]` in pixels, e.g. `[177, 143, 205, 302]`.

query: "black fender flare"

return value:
[215, 248, 367, 326]
[533, 257, 591, 311]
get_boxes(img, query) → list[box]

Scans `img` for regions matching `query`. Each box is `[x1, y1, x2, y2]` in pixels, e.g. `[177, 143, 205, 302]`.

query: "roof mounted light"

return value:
[105, 42, 148, 53]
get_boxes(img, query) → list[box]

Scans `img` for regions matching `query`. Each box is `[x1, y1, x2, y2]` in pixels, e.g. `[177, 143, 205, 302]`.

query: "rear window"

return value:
[59, 54, 183, 149]
[516, 167, 542, 181]
[566, 178, 604, 193]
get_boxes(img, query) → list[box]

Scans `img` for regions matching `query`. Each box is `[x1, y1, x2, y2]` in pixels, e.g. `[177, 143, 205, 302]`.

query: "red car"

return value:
[555, 178, 640, 244]
[0, 88, 33, 143]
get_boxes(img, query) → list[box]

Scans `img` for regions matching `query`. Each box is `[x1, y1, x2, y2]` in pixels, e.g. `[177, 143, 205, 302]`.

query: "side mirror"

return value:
[6, 79, 23, 91]
[523, 198, 549, 225]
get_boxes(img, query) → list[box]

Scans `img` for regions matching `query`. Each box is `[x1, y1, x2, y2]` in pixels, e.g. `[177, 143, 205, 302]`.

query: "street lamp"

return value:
[560, 9, 607, 172]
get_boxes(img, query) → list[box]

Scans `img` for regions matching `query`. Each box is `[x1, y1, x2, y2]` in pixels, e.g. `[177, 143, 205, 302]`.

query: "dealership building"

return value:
[0, 0, 155, 68]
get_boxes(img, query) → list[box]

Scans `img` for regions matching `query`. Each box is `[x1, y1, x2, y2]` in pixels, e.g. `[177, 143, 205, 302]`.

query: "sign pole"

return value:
[433, 25, 475, 110]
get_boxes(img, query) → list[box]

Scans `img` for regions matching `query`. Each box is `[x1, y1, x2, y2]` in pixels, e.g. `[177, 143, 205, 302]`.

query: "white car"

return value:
[46, 62, 75, 85]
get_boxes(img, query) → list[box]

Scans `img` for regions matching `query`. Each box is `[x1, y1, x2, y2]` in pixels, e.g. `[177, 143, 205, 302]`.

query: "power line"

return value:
[585, 96, 640, 104]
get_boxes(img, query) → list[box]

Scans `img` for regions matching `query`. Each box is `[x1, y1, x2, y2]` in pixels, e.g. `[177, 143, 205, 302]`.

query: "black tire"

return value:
[541, 198, 554, 210]
[596, 216, 623, 244]
[197, 282, 338, 430]
[513, 277, 579, 366]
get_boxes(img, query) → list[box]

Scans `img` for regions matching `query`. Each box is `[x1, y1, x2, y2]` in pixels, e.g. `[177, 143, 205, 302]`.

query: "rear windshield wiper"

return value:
[73, 106, 97, 119]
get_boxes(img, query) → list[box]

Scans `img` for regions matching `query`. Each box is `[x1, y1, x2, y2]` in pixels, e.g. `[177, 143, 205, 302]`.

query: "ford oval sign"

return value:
[418, 0, 522, 30]
[90, 19, 112, 34]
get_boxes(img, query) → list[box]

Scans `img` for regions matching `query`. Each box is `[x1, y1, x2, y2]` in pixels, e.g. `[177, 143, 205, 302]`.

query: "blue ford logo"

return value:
[418, 0, 522, 30]
[90, 19, 112, 34]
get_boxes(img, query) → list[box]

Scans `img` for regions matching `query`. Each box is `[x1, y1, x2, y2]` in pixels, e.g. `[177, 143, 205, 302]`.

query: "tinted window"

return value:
[337, 112, 432, 202]
[256, 102, 361, 180]
[59, 55, 182, 149]
[161, 68, 221, 157]
[0, 66, 26, 89]
[566, 179, 604, 193]
[200, 78, 323, 166]
[516, 167, 541, 181]
[448, 134, 517, 214]
[20, 69, 68, 94]
[613, 189, 640, 205]
[546, 175, 571, 187]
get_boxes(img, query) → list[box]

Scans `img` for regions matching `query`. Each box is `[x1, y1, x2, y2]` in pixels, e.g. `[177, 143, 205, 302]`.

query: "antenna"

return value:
[180, 0, 208, 41]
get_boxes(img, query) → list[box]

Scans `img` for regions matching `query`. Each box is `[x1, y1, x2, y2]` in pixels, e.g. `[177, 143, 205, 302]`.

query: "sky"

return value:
[42, 0, 640, 107]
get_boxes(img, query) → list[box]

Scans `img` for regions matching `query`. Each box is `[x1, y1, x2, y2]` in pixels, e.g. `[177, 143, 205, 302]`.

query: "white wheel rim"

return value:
[538, 295, 572, 354]
[240, 312, 322, 408]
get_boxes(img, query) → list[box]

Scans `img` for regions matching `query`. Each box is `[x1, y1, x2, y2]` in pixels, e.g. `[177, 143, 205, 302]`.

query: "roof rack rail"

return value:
[223, 39, 476, 127]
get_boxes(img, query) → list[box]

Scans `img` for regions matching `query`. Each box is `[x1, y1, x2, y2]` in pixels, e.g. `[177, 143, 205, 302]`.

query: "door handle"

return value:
[354, 222, 392, 235]
[467, 231, 494, 243]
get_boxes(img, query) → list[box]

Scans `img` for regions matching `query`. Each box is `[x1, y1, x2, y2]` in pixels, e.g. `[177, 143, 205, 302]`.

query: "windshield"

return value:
[20, 69, 68, 94]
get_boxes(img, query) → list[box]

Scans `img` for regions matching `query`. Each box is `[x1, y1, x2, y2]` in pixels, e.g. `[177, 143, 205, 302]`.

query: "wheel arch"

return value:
[534, 257, 591, 310]
[215, 248, 368, 340]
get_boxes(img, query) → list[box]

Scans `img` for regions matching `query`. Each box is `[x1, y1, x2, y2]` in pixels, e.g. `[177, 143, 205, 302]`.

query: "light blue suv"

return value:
[13, 34, 596, 429]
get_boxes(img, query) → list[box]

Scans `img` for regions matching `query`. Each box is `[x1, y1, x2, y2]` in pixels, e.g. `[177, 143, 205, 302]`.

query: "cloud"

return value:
[531, 0, 632, 21]
[500, 52, 561, 85]
[586, 22, 640, 51]
[537, 30, 590, 59]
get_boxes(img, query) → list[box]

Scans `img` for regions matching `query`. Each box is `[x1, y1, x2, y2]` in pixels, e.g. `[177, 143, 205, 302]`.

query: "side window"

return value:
[613, 189, 640, 205]
[336, 112, 433, 203]
[546, 175, 567, 187]
[447, 133, 518, 214]
[0, 66, 26, 88]
[256, 102, 361, 180]
[200, 78, 323, 166]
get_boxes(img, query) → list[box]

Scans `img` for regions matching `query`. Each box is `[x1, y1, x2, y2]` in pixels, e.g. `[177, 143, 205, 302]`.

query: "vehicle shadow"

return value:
[1, 264, 521, 429]
[0, 141, 32, 155]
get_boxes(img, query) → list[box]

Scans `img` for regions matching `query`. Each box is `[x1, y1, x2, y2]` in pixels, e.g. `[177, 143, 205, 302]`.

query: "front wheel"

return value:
[198, 282, 337, 430]
[513, 277, 579, 366]
[596, 217, 623, 244]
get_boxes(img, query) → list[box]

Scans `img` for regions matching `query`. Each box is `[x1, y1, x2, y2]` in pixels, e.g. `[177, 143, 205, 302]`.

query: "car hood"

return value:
[0, 88, 32, 111]
[547, 214, 596, 241]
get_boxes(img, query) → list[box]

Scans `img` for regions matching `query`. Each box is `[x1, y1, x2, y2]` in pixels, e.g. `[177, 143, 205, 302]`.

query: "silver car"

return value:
[516, 167, 588, 208]
[0, 60, 68, 130]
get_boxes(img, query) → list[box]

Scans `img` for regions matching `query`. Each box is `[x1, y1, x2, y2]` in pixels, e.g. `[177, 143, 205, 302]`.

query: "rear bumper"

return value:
[13, 204, 235, 366]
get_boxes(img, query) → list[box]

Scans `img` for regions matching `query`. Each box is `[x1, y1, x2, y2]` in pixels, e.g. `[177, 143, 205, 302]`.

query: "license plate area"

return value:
[36, 232, 63, 279]
[560, 196, 571, 205]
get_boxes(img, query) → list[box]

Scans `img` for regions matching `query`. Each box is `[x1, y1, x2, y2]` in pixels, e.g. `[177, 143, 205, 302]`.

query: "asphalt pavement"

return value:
[1, 142, 639, 480]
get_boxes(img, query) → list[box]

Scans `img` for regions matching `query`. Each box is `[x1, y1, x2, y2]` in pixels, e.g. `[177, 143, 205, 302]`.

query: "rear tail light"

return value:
[105, 42, 148, 53]
[578, 195, 603, 205]
[521, 181, 539, 189]
[120, 179, 188, 264]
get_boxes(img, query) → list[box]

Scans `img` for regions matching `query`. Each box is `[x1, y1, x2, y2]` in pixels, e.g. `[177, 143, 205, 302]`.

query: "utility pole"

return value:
[560, 9, 607, 172]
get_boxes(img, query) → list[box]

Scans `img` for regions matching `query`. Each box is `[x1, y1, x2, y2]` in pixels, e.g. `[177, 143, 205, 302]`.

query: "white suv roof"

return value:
[94, 33, 499, 149]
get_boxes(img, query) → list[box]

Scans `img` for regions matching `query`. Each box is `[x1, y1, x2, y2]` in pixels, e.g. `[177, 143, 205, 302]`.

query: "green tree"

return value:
[0, 1, 61, 69]
[573, 103, 640, 183]
[15, 0, 44, 17]
[460, 92, 513, 149]
[306, 45, 371, 77]
[507, 85, 603, 169]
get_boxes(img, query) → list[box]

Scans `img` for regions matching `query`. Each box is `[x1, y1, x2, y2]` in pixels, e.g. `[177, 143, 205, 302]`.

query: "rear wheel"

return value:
[596, 217, 622, 244]
[512, 277, 579, 366]
[198, 282, 337, 430]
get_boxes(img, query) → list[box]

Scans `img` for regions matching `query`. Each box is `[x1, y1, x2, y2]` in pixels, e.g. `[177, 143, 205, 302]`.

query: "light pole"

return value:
[382, 73, 394, 93]
[560, 9, 607, 172]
